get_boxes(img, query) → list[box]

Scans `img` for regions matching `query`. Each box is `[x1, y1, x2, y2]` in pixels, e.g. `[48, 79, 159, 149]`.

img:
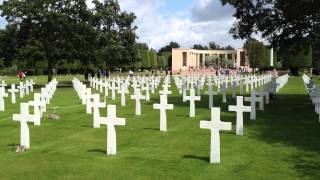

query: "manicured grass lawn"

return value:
[0, 76, 319, 179]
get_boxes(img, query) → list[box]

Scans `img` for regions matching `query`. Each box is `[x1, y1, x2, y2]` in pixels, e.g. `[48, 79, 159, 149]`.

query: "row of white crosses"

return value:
[12, 79, 58, 150]
[73, 78, 126, 155]
[275, 74, 289, 92]
[0, 79, 36, 112]
[175, 74, 272, 109]
[302, 74, 320, 122]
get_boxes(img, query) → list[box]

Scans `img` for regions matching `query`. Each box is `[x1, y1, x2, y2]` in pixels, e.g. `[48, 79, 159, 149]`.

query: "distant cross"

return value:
[8, 84, 19, 104]
[205, 80, 218, 108]
[153, 95, 174, 131]
[110, 80, 117, 100]
[200, 107, 232, 164]
[231, 81, 237, 98]
[130, 88, 146, 115]
[98, 105, 126, 155]
[221, 82, 227, 103]
[244, 90, 260, 120]
[185, 89, 201, 117]
[228, 96, 251, 136]
[118, 84, 129, 106]
[12, 103, 37, 149]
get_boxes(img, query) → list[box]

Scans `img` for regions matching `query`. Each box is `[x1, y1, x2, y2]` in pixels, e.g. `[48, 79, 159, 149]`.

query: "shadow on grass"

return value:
[252, 93, 320, 178]
[182, 155, 210, 163]
[88, 149, 106, 154]
[143, 127, 160, 131]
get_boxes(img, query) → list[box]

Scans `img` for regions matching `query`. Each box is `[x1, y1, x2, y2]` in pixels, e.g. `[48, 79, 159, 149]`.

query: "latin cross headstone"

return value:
[153, 95, 174, 131]
[12, 103, 37, 149]
[185, 89, 201, 117]
[130, 88, 145, 115]
[118, 84, 129, 106]
[8, 84, 19, 104]
[228, 96, 251, 136]
[98, 105, 126, 155]
[200, 107, 232, 164]
[244, 90, 260, 120]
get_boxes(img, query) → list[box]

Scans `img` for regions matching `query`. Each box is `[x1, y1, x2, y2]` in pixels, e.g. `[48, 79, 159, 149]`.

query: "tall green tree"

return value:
[0, 0, 96, 81]
[221, 0, 320, 46]
[244, 39, 265, 73]
[92, 0, 137, 69]
[280, 40, 312, 75]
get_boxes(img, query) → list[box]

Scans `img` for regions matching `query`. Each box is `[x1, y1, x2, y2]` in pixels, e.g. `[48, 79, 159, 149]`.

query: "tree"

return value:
[280, 40, 312, 75]
[0, 0, 97, 81]
[159, 42, 180, 53]
[140, 50, 150, 68]
[149, 51, 158, 68]
[92, 0, 137, 70]
[192, 44, 209, 50]
[0, 0, 137, 81]
[221, 0, 320, 46]
[209, 41, 221, 50]
[157, 56, 166, 69]
[136, 43, 149, 50]
[312, 35, 320, 73]
[244, 39, 265, 73]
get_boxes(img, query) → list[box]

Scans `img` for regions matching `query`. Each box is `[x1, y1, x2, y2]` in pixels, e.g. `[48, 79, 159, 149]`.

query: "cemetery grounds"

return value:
[0, 75, 319, 179]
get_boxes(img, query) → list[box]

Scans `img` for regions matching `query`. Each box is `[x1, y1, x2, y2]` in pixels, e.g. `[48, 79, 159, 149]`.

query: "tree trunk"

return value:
[48, 60, 53, 82]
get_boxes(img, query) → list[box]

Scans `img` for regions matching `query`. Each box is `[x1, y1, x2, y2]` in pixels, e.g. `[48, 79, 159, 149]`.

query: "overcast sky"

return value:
[0, 0, 245, 50]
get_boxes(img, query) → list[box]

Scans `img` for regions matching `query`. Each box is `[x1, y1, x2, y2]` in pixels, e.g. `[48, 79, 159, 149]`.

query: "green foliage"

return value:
[221, 0, 320, 46]
[244, 39, 265, 69]
[282, 44, 313, 69]
[140, 50, 150, 68]
[312, 36, 320, 71]
[159, 42, 180, 53]
[160, 52, 172, 67]
[0, 0, 137, 80]
[149, 51, 158, 68]
[157, 56, 166, 68]
[192, 44, 209, 50]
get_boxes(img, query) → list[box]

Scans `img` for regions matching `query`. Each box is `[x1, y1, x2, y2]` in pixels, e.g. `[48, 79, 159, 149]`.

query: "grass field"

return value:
[0, 75, 319, 179]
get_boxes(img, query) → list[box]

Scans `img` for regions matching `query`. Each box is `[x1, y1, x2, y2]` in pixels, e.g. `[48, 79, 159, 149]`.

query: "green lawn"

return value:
[0, 76, 319, 179]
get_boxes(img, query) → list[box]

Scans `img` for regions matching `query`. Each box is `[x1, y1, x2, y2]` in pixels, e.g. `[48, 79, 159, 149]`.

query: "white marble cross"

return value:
[25, 81, 30, 95]
[28, 93, 43, 126]
[185, 89, 201, 117]
[92, 94, 106, 128]
[12, 103, 37, 149]
[118, 84, 129, 106]
[0, 87, 8, 111]
[258, 90, 265, 111]
[153, 95, 174, 131]
[8, 84, 19, 104]
[244, 90, 260, 120]
[142, 83, 151, 101]
[98, 105, 126, 155]
[130, 88, 145, 115]
[205, 81, 218, 108]
[228, 96, 251, 136]
[110, 81, 117, 100]
[18, 82, 25, 98]
[221, 82, 227, 103]
[231, 81, 237, 98]
[200, 107, 232, 164]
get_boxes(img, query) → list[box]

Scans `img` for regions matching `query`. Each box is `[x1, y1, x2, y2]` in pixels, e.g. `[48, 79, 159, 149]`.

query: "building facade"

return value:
[171, 48, 247, 73]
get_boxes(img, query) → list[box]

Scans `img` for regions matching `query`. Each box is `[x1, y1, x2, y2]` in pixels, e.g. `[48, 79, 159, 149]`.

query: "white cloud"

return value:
[116, 0, 244, 50]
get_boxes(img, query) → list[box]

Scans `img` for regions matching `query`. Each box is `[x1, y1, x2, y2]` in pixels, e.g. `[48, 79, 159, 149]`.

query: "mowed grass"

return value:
[0, 75, 319, 179]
